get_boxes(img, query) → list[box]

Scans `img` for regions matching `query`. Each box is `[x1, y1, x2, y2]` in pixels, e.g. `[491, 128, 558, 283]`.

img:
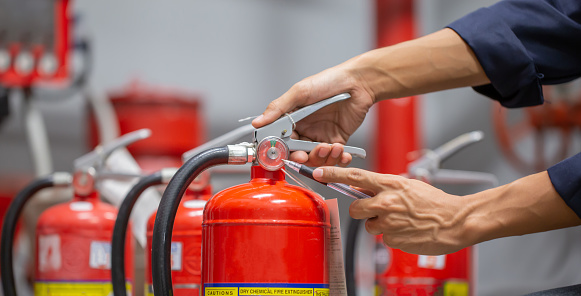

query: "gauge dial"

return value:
[257, 137, 289, 171]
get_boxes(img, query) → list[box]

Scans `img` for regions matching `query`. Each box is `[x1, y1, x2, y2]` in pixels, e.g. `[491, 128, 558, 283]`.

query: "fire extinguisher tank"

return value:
[35, 192, 134, 294]
[202, 166, 331, 294]
[146, 187, 212, 296]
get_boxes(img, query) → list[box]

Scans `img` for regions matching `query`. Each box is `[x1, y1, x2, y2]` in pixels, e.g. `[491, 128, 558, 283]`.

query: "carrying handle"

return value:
[74, 128, 151, 171]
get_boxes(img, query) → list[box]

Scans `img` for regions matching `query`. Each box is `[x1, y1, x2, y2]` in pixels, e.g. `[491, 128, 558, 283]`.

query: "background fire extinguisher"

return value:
[346, 131, 498, 296]
[110, 169, 212, 296]
[0, 129, 151, 296]
[151, 94, 367, 296]
[110, 121, 259, 296]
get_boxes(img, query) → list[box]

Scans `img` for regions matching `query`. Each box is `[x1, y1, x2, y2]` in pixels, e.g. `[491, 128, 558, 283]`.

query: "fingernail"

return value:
[252, 115, 263, 123]
[330, 148, 341, 158]
[313, 168, 323, 178]
[318, 148, 330, 158]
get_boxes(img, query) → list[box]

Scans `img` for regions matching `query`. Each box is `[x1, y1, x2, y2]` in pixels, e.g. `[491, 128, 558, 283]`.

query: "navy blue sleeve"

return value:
[447, 0, 581, 108]
[548, 153, 581, 218]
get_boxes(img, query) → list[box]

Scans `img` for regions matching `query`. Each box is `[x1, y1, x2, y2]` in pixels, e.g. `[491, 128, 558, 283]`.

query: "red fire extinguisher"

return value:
[109, 168, 212, 296]
[0, 129, 151, 295]
[145, 185, 211, 296]
[346, 131, 498, 296]
[150, 93, 367, 296]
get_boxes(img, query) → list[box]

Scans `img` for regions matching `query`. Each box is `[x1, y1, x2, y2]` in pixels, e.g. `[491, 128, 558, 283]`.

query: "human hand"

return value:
[252, 63, 375, 167]
[312, 166, 475, 255]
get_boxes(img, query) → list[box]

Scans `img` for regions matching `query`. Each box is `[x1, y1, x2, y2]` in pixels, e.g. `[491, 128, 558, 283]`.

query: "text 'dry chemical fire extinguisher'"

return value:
[345, 131, 498, 296]
[1, 129, 151, 296]
[151, 93, 366, 296]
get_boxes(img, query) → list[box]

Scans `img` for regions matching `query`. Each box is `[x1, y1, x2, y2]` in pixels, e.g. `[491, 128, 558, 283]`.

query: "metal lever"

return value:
[284, 93, 351, 123]
[433, 130, 484, 162]
[407, 130, 498, 187]
[430, 169, 498, 187]
[408, 131, 484, 174]
[74, 128, 152, 171]
[285, 139, 367, 159]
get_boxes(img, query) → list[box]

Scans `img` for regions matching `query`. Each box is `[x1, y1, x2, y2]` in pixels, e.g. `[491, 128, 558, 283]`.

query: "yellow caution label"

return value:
[35, 281, 132, 296]
[444, 281, 469, 296]
[205, 284, 329, 296]
[205, 287, 238, 296]
[239, 287, 312, 295]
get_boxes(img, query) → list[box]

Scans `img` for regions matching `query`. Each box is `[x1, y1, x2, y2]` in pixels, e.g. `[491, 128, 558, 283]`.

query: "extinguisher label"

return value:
[89, 241, 112, 269]
[417, 255, 446, 270]
[171, 241, 183, 270]
[35, 281, 132, 296]
[204, 283, 329, 296]
[38, 234, 62, 272]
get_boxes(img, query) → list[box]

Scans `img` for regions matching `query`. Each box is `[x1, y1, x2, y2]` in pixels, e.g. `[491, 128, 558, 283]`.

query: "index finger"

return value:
[312, 166, 403, 194]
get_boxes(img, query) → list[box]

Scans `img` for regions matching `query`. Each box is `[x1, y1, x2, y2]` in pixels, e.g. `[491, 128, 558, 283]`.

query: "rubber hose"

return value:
[345, 218, 362, 296]
[152, 147, 230, 296]
[112, 172, 163, 296]
[1, 176, 56, 296]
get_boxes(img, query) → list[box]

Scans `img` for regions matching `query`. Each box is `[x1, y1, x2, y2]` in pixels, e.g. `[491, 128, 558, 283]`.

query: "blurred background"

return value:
[1, 0, 581, 295]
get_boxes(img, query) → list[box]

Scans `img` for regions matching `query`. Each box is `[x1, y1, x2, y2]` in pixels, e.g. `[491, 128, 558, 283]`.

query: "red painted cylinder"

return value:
[145, 187, 212, 296]
[34, 192, 134, 295]
[201, 166, 330, 295]
[87, 82, 206, 173]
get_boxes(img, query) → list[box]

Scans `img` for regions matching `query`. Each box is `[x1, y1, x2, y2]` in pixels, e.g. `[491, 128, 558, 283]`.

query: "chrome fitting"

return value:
[227, 143, 255, 164]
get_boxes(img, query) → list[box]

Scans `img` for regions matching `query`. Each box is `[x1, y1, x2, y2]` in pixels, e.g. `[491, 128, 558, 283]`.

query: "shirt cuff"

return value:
[447, 8, 544, 108]
[548, 153, 581, 218]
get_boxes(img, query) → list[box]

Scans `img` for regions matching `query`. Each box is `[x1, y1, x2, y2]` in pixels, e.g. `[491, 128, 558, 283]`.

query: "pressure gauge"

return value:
[256, 136, 289, 171]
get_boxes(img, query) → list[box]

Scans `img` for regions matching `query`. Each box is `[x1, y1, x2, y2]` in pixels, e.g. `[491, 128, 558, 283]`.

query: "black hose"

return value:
[112, 172, 163, 296]
[152, 147, 230, 296]
[1, 176, 56, 296]
[345, 218, 362, 296]
[0, 86, 9, 127]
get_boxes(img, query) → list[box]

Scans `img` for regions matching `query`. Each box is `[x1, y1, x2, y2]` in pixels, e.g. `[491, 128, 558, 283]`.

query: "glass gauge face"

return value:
[257, 137, 289, 171]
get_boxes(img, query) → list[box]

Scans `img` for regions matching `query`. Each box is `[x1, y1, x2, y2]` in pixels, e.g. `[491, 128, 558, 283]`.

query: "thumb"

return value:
[252, 83, 312, 128]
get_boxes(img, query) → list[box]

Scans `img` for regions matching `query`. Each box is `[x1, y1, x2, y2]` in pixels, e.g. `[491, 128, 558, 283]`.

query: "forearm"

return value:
[341, 28, 490, 102]
[464, 171, 581, 245]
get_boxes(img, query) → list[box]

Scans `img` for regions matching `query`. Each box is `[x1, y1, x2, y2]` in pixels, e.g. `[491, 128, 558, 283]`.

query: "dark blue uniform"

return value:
[448, 0, 581, 218]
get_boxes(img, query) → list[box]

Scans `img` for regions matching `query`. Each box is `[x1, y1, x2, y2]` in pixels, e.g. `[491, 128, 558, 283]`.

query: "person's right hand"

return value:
[252, 61, 375, 167]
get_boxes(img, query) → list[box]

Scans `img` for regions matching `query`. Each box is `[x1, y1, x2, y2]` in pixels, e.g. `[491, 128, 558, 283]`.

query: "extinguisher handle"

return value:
[74, 128, 152, 171]
[406, 130, 499, 187]
[432, 130, 484, 162]
[285, 139, 367, 159]
[426, 169, 498, 187]
[408, 130, 484, 174]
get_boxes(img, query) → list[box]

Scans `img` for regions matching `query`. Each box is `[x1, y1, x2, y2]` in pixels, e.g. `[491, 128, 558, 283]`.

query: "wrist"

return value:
[342, 29, 489, 104]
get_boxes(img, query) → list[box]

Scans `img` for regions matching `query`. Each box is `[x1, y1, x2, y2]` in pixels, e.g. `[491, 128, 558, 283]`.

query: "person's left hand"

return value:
[312, 166, 476, 255]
